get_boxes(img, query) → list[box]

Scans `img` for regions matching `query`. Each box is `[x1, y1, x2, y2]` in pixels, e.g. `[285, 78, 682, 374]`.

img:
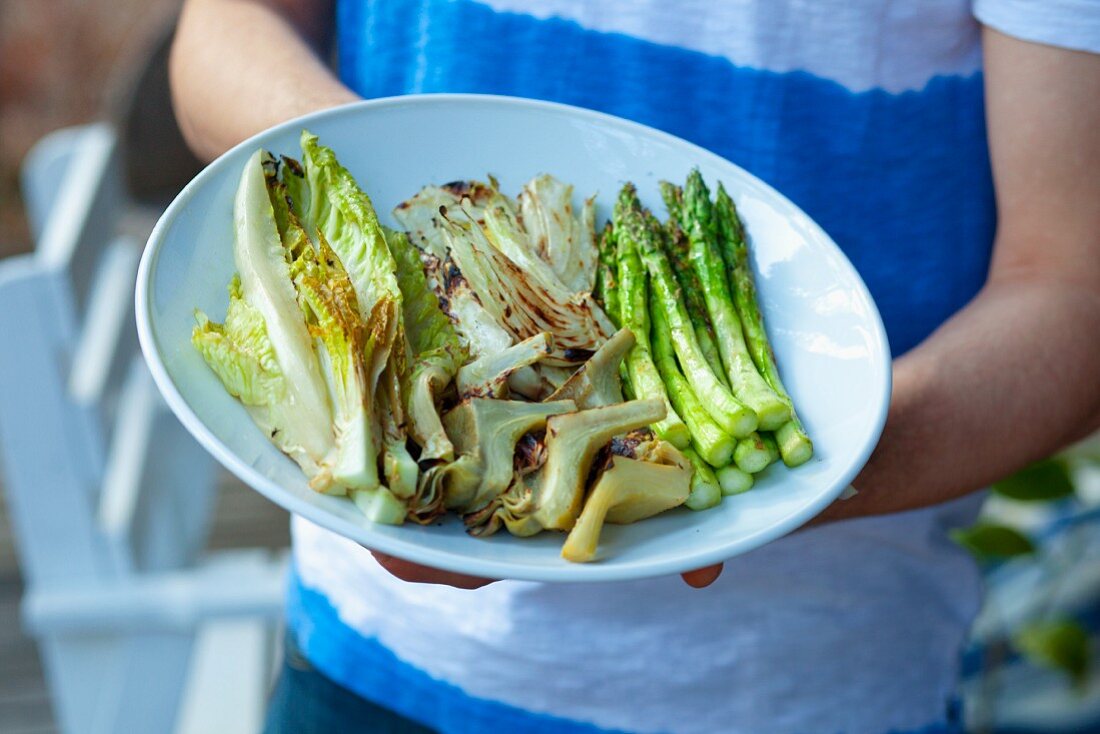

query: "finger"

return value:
[371, 552, 496, 589]
[681, 563, 723, 588]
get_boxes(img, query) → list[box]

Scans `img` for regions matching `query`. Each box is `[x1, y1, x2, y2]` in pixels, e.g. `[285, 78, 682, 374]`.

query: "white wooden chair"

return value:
[0, 123, 287, 734]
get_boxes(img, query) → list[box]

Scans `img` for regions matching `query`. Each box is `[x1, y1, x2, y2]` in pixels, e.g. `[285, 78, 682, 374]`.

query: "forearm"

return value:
[823, 269, 1100, 521]
[169, 0, 358, 161]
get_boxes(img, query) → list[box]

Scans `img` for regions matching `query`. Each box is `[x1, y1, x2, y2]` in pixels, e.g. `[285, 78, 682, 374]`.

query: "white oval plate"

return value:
[136, 94, 890, 582]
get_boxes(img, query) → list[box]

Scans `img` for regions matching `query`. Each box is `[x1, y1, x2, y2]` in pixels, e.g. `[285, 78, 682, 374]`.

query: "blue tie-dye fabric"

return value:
[335, 0, 996, 357]
[286, 564, 964, 734]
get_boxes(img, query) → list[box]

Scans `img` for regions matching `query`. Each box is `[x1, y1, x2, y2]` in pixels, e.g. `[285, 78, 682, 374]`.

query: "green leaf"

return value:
[1014, 619, 1090, 689]
[388, 226, 465, 464]
[950, 523, 1035, 560]
[192, 280, 285, 407]
[193, 150, 339, 488]
[291, 133, 413, 499]
[993, 458, 1075, 502]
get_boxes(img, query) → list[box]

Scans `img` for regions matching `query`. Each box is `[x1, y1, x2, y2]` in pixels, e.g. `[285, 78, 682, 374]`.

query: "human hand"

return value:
[371, 552, 496, 589]
[372, 552, 723, 589]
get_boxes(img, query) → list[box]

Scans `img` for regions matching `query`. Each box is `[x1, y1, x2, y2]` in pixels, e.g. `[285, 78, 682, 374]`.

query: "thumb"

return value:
[681, 564, 723, 588]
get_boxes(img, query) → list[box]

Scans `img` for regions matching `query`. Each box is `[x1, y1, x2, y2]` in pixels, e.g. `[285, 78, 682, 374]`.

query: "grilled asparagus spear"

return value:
[715, 182, 813, 467]
[650, 297, 736, 467]
[616, 211, 691, 448]
[616, 184, 757, 438]
[682, 170, 790, 430]
[660, 182, 728, 384]
[595, 222, 621, 328]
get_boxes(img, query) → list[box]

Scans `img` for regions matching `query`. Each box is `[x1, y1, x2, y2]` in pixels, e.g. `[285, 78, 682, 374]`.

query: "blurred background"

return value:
[1, 1, 170, 258]
[1, 3, 1098, 733]
[0, 3, 290, 733]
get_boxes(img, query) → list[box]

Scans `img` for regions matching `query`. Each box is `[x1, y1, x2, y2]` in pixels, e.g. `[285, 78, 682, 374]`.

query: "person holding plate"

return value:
[170, 1, 1100, 732]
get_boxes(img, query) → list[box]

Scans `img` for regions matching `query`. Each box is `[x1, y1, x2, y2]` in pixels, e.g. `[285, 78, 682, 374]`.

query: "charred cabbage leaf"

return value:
[266, 159, 379, 494]
[394, 176, 614, 366]
[519, 174, 598, 294]
[292, 131, 419, 500]
[456, 332, 553, 399]
[438, 206, 610, 364]
[392, 183, 513, 359]
[387, 226, 466, 463]
[194, 150, 337, 490]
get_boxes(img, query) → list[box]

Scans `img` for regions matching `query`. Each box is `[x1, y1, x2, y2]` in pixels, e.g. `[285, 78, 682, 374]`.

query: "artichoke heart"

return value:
[530, 398, 667, 531]
[561, 454, 691, 563]
[545, 327, 634, 409]
[440, 398, 576, 514]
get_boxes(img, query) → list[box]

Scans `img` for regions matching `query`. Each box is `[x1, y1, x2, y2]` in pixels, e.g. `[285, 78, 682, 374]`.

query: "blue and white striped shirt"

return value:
[289, 2, 1100, 732]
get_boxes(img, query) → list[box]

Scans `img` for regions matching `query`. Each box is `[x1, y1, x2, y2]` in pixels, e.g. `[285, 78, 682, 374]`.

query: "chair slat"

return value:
[98, 360, 218, 574]
[0, 261, 111, 584]
[68, 236, 140, 411]
[20, 127, 87, 243]
[34, 124, 123, 318]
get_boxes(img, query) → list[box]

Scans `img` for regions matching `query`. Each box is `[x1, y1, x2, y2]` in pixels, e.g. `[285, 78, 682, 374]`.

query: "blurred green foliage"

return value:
[992, 458, 1075, 502]
[1014, 619, 1090, 690]
[951, 523, 1035, 560]
[955, 456, 1093, 692]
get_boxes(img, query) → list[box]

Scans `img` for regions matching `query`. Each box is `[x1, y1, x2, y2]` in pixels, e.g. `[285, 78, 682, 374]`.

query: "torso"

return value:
[288, 3, 994, 732]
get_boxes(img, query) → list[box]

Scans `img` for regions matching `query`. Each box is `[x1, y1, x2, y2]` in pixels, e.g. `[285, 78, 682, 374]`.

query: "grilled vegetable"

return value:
[482, 185, 578, 297]
[388, 227, 466, 463]
[519, 174, 599, 294]
[680, 447, 723, 511]
[456, 333, 553, 398]
[480, 399, 669, 537]
[616, 184, 758, 438]
[660, 182, 727, 383]
[594, 223, 621, 328]
[545, 327, 634, 409]
[437, 205, 611, 364]
[395, 177, 613, 365]
[291, 132, 419, 509]
[650, 298, 735, 467]
[733, 432, 773, 474]
[715, 182, 813, 466]
[439, 398, 576, 514]
[196, 134, 816, 562]
[195, 148, 413, 521]
[392, 183, 514, 359]
[760, 431, 782, 468]
[682, 170, 789, 430]
[616, 214, 691, 448]
[561, 454, 691, 562]
[194, 151, 337, 489]
[536, 399, 668, 530]
[716, 464, 754, 496]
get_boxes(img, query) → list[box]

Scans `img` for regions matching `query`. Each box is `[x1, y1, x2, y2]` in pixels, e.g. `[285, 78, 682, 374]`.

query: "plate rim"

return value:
[135, 92, 892, 582]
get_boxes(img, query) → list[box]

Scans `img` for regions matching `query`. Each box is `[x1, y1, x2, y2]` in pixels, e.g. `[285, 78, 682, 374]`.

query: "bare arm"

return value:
[823, 28, 1100, 521]
[169, 0, 358, 162]
[168, 10, 1098, 583]
[167, 0, 718, 588]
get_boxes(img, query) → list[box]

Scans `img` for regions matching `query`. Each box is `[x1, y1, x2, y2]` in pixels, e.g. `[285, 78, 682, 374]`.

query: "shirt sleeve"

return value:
[974, 0, 1100, 54]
